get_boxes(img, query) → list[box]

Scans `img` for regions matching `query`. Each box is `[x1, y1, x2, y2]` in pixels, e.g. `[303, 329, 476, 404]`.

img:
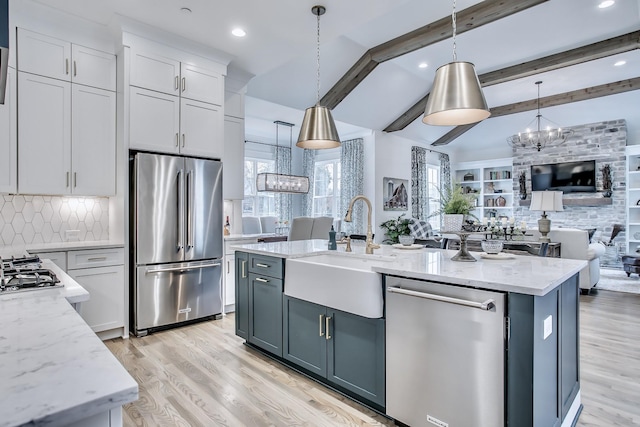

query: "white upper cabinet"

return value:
[17, 28, 116, 91]
[223, 116, 245, 200]
[180, 98, 223, 158]
[129, 87, 180, 154]
[130, 50, 180, 96]
[180, 63, 223, 105]
[0, 68, 17, 194]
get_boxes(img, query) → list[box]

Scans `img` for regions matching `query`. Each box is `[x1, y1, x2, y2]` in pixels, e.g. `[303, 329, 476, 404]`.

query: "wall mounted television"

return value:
[530, 160, 596, 193]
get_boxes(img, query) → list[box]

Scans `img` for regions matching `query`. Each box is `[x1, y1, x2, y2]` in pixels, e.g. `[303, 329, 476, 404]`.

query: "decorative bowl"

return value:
[398, 235, 415, 246]
[481, 240, 503, 254]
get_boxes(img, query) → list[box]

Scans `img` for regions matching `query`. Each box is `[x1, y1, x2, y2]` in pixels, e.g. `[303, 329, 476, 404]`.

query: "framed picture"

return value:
[383, 177, 408, 211]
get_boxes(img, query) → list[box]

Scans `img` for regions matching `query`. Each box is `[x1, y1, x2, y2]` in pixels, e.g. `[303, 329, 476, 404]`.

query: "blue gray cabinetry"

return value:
[234, 252, 249, 339]
[247, 253, 284, 357]
[283, 296, 385, 408]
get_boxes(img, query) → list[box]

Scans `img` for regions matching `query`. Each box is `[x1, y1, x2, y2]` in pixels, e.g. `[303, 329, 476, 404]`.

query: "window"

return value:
[427, 165, 441, 230]
[312, 158, 341, 218]
[243, 157, 276, 216]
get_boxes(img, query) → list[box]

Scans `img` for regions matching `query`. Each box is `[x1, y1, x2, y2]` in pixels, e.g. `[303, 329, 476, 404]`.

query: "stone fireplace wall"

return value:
[513, 119, 627, 265]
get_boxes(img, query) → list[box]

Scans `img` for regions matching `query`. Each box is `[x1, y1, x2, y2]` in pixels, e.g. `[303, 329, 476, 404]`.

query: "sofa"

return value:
[527, 228, 605, 292]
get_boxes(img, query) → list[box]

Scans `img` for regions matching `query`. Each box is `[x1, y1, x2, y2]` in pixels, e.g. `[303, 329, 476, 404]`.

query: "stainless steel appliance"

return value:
[131, 152, 223, 336]
[0, 255, 63, 294]
[0, 0, 9, 104]
[386, 277, 506, 427]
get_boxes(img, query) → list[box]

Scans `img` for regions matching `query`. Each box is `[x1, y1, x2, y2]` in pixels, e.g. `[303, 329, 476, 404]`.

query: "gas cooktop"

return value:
[0, 255, 63, 294]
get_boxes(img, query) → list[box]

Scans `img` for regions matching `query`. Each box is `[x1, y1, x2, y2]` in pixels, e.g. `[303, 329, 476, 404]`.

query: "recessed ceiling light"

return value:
[614, 60, 626, 66]
[232, 28, 246, 38]
[180, 7, 192, 14]
[598, 1, 615, 8]
[418, 62, 428, 69]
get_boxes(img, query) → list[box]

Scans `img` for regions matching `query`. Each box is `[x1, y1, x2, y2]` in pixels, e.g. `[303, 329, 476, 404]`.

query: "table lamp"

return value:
[529, 191, 564, 242]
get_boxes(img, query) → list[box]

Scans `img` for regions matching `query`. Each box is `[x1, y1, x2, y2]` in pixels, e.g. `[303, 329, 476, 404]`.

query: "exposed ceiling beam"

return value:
[320, 0, 548, 110]
[387, 30, 640, 133]
[430, 76, 640, 146]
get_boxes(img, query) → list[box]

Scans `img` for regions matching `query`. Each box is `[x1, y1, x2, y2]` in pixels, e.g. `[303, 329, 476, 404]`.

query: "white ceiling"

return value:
[32, 0, 640, 159]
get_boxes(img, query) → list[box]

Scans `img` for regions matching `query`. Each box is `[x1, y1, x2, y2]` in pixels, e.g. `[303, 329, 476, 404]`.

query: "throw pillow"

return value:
[409, 219, 433, 239]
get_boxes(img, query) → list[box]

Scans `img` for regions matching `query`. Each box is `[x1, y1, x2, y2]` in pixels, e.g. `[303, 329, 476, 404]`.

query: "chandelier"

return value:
[257, 121, 310, 194]
[507, 81, 574, 151]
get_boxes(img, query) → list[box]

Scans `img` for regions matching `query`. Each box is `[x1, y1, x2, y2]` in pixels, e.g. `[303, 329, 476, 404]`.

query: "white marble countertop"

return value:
[26, 239, 125, 253]
[0, 254, 137, 426]
[231, 240, 586, 296]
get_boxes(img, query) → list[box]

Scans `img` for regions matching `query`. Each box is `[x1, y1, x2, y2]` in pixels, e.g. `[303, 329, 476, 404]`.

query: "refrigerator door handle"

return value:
[146, 262, 221, 274]
[177, 169, 184, 251]
[186, 169, 194, 249]
[387, 286, 496, 311]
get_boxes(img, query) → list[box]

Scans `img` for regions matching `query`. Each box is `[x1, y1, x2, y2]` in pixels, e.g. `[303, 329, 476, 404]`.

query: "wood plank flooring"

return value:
[106, 290, 640, 426]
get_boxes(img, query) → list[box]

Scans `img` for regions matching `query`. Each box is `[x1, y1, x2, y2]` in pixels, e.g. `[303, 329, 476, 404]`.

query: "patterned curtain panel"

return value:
[411, 146, 428, 220]
[340, 138, 365, 234]
[275, 146, 292, 222]
[302, 149, 316, 216]
[439, 152, 451, 229]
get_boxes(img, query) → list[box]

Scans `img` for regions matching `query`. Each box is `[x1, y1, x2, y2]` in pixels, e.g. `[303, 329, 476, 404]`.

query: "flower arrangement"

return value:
[601, 164, 612, 197]
[429, 182, 478, 218]
[518, 171, 527, 200]
[379, 213, 411, 244]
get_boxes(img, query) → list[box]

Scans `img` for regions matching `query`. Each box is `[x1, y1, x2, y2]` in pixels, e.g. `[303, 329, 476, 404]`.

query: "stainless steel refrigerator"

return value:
[131, 152, 223, 336]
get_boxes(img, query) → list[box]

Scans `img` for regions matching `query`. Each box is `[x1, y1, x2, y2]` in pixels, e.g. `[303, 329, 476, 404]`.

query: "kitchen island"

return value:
[0, 259, 138, 427]
[232, 239, 586, 427]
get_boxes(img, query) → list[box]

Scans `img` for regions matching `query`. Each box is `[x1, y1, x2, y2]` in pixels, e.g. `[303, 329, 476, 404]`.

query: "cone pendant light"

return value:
[423, 0, 490, 126]
[297, 5, 341, 150]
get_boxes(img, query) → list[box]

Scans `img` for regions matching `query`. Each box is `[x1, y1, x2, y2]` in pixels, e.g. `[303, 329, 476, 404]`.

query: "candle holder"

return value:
[463, 223, 528, 241]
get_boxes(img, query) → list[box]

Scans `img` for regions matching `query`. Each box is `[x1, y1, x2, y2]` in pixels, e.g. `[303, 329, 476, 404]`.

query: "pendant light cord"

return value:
[451, 0, 457, 61]
[536, 81, 542, 133]
[316, 11, 321, 105]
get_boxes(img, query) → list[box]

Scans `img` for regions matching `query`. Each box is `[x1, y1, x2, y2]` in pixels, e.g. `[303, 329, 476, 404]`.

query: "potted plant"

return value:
[601, 164, 612, 197]
[430, 182, 478, 231]
[380, 213, 411, 244]
[518, 171, 527, 200]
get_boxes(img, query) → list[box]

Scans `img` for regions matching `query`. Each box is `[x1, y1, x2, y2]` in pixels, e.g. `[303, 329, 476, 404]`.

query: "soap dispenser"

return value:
[328, 225, 337, 250]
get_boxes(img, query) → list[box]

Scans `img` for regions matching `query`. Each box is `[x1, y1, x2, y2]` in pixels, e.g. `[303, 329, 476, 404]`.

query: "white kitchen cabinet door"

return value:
[180, 98, 223, 158]
[129, 86, 180, 154]
[130, 50, 180, 96]
[17, 28, 71, 81]
[71, 44, 116, 91]
[180, 63, 223, 105]
[72, 85, 116, 196]
[70, 265, 125, 333]
[223, 116, 245, 199]
[34, 251, 67, 271]
[0, 68, 16, 193]
[18, 72, 71, 195]
[224, 254, 236, 310]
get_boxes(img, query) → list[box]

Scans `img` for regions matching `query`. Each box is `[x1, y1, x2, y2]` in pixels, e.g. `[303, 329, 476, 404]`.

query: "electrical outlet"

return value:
[65, 229, 80, 242]
[543, 315, 553, 340]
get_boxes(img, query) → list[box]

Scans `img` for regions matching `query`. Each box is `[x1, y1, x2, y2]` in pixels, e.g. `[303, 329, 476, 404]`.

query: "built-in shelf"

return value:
[519, 198, 613, 207]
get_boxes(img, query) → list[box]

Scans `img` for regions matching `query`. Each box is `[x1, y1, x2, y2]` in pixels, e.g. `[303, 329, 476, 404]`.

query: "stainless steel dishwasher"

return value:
[386, 277, 506, 427]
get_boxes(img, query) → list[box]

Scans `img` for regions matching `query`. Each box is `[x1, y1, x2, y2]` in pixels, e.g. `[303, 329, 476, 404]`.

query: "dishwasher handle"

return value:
[387, 286, 495, 311]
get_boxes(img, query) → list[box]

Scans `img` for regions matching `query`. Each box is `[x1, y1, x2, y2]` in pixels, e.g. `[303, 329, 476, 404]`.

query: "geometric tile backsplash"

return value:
[0, 195, 109, 246]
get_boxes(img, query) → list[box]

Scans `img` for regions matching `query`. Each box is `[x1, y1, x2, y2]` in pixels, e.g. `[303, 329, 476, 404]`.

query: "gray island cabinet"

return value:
[232, 241, 585, 427]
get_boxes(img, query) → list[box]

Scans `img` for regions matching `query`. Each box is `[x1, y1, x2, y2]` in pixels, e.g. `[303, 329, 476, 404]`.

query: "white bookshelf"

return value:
[626, 146, 640, 253]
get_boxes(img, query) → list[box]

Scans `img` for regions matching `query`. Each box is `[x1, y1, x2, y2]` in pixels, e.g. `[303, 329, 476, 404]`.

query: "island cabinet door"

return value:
[235, 252, 249, 339]
[248, 273, 283, 357]
[283, 296, 327, 377]
[560, 277, 580, 420]
[326, 309, 385, 408]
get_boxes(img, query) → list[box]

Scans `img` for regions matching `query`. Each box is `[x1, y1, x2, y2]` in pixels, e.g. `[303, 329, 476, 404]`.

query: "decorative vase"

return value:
[603, 189, 612, 198]
[443, 214, 464, 231]
[519, 192, 527, 200]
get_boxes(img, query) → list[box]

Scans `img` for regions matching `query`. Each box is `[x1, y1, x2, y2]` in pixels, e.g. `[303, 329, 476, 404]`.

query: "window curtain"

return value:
[302, 149, 316, 216]
[411, 146, 428, 220]
[340, 138, 364, 234]
[275, 146, 292, 222]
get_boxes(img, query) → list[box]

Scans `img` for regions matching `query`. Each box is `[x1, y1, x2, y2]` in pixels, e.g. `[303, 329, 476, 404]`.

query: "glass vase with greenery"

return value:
[380, 213, 411, 244]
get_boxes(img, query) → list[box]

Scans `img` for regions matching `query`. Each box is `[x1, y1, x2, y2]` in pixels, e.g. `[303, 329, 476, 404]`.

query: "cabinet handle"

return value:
[65, 58, 69, 75]
[175, 76, 179, 90]
[175, 133, 179, 147]
[181, 133, 185, 147]
[87, 257, 107, 262]
[73, 60, 77, 77]
[66, 171, 70, 187]
[227, 260, 230, 274]
[182, 77, 186, 92]
[241, 260, 246, 278]
[255, 263, 269, 268]
[255, 277, 269, 283]
[325, 316, 332, 340]
[319, 314, 325, 337]
[73, 172, 77, 188]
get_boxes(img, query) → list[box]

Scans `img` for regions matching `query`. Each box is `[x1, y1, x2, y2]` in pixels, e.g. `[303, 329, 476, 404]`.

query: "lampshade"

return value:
[256, 173, 310, 194]
[529, 191, 564, 212]
[423, 61, 491, 126]
[296, 105, 341, 149]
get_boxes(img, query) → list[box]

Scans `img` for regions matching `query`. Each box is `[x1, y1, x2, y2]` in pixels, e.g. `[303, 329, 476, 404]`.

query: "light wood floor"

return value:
[106, 290, 640, 426]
